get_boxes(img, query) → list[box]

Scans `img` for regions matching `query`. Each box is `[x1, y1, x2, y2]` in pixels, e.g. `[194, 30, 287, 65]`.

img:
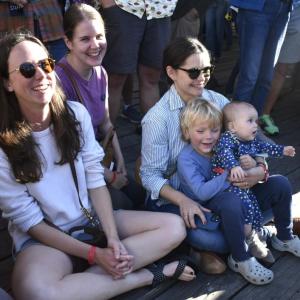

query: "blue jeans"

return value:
[234, 0, 290, 114]
[204, 0, 226, 59]
[146, 175, 293, 262]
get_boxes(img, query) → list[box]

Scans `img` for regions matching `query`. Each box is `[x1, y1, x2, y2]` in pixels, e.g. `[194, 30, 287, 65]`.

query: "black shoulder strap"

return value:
[69, 160, 99, 225]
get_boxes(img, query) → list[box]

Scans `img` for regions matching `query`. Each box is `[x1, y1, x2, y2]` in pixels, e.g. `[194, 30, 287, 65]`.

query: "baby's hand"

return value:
[284, 146, 296, 157]
[230, 166, 245, 180]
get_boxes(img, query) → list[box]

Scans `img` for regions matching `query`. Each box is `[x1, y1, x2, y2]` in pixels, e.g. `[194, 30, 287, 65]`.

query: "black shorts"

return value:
[102, 5, 171, 73]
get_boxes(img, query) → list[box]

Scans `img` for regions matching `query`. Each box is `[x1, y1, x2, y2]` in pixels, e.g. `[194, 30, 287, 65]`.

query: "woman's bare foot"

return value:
[163, 261, 196, 281]
[145, 259, 196, 287]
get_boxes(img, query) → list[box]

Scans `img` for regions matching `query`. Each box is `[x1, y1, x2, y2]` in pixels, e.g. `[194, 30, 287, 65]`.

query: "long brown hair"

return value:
[0, 32, 81, 183]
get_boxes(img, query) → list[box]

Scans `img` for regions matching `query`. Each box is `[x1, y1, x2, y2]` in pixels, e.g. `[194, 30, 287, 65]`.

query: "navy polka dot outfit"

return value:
[211, 131, 284, 230]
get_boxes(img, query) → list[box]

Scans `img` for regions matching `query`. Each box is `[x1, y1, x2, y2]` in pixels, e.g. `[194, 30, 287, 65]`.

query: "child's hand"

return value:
[230, 166, 245, 181]
[239, 155, 256, 170]
[284, 146, 296, 157]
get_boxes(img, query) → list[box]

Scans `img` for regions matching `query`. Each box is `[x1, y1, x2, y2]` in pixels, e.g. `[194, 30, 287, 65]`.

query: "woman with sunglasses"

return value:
[0, 32, 197, 299]
[55, 3, 144, 209]
[141, 37, 295, 277]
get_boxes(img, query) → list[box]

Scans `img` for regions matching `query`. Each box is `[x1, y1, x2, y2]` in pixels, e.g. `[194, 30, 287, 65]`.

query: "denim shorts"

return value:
[101, 5, 171, 73]
[278, 5, 300, 63]
[18, 238, 89, 273]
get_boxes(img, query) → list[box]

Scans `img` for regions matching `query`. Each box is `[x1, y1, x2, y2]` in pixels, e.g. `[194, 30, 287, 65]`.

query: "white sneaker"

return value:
[271, 235, 300, 257]
[227, 255, 273, 285]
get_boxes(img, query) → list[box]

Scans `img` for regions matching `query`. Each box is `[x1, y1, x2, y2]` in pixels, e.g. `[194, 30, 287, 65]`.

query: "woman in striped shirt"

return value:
[141, 37, 294, 275]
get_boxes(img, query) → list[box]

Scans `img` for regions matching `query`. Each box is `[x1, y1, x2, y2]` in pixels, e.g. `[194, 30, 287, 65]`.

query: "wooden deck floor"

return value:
[1, 41, 300, 299]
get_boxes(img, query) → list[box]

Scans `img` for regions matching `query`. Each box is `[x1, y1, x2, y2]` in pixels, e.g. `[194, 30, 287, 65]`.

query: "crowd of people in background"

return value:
[0, 0, 300, 299]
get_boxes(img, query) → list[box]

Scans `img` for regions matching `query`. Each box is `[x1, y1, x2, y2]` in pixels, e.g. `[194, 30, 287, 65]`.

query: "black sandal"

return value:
[146, 256, 198, 288]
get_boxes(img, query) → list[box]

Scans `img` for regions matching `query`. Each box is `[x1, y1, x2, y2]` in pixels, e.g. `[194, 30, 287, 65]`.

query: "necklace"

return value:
[29, 121, 49, 131]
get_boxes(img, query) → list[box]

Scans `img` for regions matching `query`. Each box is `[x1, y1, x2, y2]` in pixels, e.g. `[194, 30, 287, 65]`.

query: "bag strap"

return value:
[57, 62, 85, 104]
[58, 62, 111, 145]
[101, 126, 115, 151]
[69, 160, 100, 226]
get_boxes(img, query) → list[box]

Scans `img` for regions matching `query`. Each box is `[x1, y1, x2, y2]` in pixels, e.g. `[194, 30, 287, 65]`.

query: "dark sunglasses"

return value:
[9, 58, 55, 78]
[177, 65, 215, 80]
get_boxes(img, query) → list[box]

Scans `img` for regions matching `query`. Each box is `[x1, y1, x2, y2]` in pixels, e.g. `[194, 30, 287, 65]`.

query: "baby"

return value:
[211, 101, 295, 261]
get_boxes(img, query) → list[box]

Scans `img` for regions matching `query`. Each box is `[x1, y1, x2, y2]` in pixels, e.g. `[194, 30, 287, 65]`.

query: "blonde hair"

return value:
[223, 101, 256, 129]
[180, 98, 223, 141]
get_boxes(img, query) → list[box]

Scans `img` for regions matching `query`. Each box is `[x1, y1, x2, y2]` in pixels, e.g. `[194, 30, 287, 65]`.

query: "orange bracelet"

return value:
[87, 245, 96, 265]
[108, 171, 117, 185]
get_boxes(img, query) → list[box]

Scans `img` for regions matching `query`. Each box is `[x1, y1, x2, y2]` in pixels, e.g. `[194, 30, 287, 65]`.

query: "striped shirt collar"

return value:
[168, 84, 186, 111]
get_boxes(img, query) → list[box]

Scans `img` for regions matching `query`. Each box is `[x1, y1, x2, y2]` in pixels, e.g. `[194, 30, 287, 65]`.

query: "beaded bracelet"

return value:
[87, 245, 96, 265]
[257, 162, 269, 183]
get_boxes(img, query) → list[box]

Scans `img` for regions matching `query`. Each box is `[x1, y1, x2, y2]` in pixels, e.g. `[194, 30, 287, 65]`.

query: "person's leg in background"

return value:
[234, 0, 289, 114]
[102, 6, 146, 125]
[250, 0, 290, 115]
[204, 2, 218, 59]
[225, 58, 239, 97]
[138, 17, 171, 114]
[260, 5, 300, 135]
[214, 0, 226, 59]
[259, 63, 294, 135]
[234, 9, 273, 105]
[121, 75, 143, 124]
[204, 0, 226, 60]
[224, 1, 234, 51]
[171, 8, 200, 40]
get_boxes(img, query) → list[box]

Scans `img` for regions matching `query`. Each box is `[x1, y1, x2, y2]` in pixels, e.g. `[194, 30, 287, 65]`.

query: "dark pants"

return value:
[147, 175, 293, 262]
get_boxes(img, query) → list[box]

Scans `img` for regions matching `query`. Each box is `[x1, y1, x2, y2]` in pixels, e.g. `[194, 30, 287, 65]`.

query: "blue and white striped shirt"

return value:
[141, 85, 229, 205]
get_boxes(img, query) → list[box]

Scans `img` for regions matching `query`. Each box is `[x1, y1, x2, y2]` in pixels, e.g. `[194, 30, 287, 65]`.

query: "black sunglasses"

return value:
[9, 58, 55, 79]
[177, 65, 215, 80]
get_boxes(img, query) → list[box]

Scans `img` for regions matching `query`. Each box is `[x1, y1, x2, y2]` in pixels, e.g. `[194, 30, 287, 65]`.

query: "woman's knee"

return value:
[13, 273, 59, 300]
[162, 213, 187, 245]
[12, 246, 72, 300]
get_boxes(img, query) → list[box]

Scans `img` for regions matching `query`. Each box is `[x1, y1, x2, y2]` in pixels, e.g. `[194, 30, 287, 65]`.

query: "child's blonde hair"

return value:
[180, 98, 223, 141]
[223, 101, 256, 129]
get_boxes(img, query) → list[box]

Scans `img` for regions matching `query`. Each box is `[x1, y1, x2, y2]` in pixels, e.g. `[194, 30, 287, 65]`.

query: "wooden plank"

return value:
[232, 254, 300, 300]
[156, 270, 247, 300]
[114, 281, 176, 300]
